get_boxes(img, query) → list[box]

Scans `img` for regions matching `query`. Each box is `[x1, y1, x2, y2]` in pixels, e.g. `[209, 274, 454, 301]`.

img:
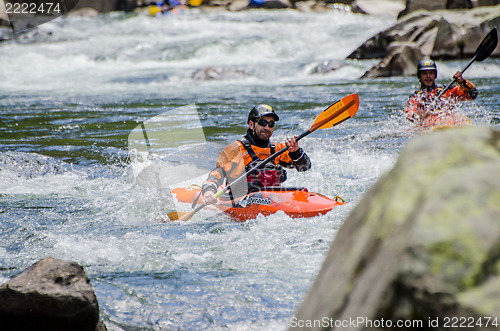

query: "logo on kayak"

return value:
[239, 195, 272, 208]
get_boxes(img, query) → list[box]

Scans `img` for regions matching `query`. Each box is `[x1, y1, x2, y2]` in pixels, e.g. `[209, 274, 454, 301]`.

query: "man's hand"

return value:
[285, 135, 299, 153]
[203, 191, 217, 205]
[453, 71, 465, 84]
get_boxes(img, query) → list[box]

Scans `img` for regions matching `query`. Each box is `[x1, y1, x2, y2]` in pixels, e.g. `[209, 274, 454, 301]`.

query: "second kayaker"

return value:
[405, 59, 478, 123]
[202, 104, 311, 205]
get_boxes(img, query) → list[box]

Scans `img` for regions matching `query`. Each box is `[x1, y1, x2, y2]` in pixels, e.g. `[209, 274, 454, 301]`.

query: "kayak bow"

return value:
[421, 111, 470, 130]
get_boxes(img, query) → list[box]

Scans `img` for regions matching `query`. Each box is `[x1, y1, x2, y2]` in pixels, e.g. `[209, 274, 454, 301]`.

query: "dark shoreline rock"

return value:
[192, 66, 250, 80]
[0, 257, 107, 331]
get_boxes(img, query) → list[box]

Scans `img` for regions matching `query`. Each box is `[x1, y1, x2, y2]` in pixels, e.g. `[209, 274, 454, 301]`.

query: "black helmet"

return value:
[248, 104, 279, 122]
[417, 59, 438, 77]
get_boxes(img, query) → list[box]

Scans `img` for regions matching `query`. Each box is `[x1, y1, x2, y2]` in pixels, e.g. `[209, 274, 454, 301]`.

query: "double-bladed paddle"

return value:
[167, 93, 360, 222]
[434, 27, 498, 102]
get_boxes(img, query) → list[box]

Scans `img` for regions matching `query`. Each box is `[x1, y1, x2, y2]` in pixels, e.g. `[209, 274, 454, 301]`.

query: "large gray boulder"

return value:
[291, 127, 500, 330]
[0, 257, 105, 331]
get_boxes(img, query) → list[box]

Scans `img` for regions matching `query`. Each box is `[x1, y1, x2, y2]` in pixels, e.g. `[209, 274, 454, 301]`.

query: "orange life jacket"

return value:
[237, 137, 287, 191]
[202, 135, 299, 198]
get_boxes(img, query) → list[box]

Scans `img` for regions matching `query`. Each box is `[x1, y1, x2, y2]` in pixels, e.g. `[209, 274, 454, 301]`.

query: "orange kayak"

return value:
[170, 185, 345, 222]
[421, 111, 470, 130]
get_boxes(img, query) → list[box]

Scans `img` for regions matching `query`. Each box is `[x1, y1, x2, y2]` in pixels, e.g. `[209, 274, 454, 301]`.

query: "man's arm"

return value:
[201, 167, 223, 205]
[201, 141, 245, 205]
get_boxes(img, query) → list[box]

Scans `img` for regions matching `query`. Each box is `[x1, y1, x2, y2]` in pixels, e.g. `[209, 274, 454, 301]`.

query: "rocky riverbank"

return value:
[357, 4, 500, 78]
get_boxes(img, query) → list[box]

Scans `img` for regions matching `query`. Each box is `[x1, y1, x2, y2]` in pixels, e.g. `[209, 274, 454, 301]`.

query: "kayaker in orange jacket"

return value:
[202, 104, 311, 205]
[405, 59, 477, 124]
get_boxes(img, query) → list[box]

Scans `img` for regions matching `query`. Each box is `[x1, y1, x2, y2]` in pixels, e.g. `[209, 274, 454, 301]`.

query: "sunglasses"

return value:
[256, 119, 275, 128]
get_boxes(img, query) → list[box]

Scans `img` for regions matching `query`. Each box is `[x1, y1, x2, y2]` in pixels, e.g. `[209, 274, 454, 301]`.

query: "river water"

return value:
[1, 8, 499, 331]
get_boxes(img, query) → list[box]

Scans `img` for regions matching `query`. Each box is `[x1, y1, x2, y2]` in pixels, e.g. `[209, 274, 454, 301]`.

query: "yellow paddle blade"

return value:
[166, 211, 189, 221]
[310, 94, 359, 131]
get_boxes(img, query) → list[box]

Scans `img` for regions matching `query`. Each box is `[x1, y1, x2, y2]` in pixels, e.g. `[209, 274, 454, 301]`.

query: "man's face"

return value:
[419, 70, 436, 87]
[249, 115, 275, 141]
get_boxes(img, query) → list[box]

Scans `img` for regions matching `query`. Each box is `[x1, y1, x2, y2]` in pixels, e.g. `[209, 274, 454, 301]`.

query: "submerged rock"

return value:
[310, 60, 346, 74]
[192, 66, 250, 80]
[291, 127, 500, 330]
[0, 257, 106, 331]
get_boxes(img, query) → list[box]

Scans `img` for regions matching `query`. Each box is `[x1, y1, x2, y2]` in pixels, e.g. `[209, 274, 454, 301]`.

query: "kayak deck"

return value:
[421, 111, 470, 130]
[170, 186, 345, 221]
